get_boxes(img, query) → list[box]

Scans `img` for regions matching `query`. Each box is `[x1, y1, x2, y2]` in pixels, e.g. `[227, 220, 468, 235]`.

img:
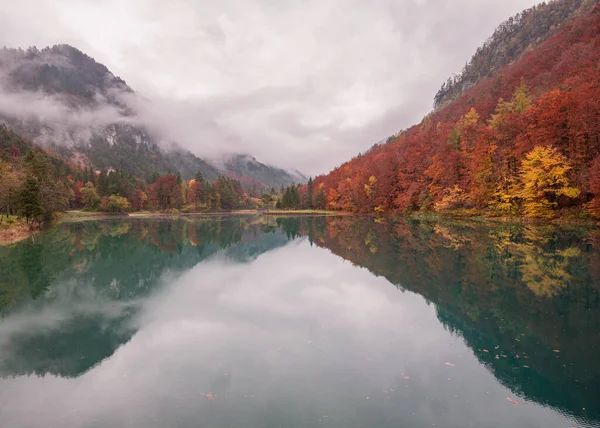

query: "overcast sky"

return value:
[0, 0, 540, 175]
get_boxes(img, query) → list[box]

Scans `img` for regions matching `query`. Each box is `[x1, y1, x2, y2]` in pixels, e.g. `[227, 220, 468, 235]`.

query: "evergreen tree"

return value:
[148, 171, 160, 185]
[23, 150, 48, 181]
[96, 171, 108, 196]
[291, 185, 300, 209]
[306, 178, 314, 209]
[204, 181, 211, 205]
[220, 177, 235, 210]
[19, 177, 43, 223]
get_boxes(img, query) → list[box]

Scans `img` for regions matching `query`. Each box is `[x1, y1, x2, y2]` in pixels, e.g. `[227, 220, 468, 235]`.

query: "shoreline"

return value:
[59, 209, 348, 222]
[0, 222, 39, 246]
[3, 209, 596, 245]
[403, 211, 599, 227]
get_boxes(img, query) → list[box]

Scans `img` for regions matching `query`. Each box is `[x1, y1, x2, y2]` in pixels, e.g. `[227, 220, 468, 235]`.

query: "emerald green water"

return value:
[0, 216, 598, 428]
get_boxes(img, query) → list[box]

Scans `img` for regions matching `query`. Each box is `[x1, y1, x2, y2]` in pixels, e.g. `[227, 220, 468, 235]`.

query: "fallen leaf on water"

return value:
[553, 349, 560, 353]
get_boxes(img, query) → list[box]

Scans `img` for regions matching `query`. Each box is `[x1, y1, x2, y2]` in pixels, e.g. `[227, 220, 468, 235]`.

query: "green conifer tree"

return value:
[20, 177, 43, 223]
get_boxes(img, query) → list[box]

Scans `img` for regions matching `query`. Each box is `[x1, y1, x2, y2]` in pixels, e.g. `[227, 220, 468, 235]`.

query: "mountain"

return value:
[0, 44, 130, 104]
[313, 0, 600, 218]
[0, 45, 302, 188]
[223, 154, 306, 189]
[434, 0, 595, 109]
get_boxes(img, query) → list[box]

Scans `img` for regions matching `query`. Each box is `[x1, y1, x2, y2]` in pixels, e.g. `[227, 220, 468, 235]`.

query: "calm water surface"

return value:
[0, 216, 598, 428]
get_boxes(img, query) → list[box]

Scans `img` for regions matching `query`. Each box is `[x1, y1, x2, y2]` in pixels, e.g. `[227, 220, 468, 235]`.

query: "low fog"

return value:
[0, 69, 245, 162]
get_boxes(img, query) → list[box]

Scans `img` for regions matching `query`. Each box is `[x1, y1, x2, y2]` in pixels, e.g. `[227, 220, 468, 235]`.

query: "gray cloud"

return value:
[0, 0, 541, 175]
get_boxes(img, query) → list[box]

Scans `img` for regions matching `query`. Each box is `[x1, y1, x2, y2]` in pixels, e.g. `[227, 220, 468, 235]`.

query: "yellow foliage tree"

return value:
[434, 185, 469, 212]
[462, 107, 480, 128]
[489, 79, 531, 129]
[489, 98, 514, 130]
[519, 146, 580, 218]
[364, 175, 377, 198]
[449, 108, 480, 151]
[512, 79, 532, 113]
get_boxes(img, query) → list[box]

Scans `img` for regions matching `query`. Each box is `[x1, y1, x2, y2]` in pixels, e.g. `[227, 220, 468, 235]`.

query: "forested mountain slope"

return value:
[312, 1, 600, 219]
[0, 125, 75, 221]
[434, 0, 595, 108]
[0, 45, 301, 188]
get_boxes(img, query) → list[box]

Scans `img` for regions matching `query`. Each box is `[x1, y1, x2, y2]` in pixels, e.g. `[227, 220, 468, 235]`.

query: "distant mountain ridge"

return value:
[222, 154, 306, 189]
[0, 44, 304, 188]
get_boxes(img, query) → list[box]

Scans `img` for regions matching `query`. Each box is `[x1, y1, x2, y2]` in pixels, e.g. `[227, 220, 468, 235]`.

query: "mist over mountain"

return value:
[0, 44, 304, 187]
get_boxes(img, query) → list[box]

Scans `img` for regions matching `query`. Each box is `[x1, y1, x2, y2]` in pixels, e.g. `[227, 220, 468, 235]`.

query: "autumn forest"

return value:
[2, 1, 600, 226]
[312, 1, 600, 219]
[1, 2, 600, 426]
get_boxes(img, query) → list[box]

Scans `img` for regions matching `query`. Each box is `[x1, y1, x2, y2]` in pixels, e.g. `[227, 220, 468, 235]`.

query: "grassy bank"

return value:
[261, 209, 345, 216]
[59, 211, 129, 222]
[60, 209, 346, 221]
[43, 208, 600, 228]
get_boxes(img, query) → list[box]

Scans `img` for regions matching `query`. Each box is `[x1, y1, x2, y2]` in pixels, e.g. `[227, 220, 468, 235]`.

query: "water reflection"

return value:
[0, 217, 290, 377]
[293, 216, 600, 425]
[0, 216, 597, 428]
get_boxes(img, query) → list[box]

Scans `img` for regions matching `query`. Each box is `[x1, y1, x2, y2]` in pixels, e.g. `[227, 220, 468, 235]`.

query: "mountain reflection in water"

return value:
[0, 216, 597, 428]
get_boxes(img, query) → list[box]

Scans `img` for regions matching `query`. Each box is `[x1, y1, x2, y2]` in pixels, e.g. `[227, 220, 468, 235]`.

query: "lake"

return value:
[0, 216, 598, 428]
